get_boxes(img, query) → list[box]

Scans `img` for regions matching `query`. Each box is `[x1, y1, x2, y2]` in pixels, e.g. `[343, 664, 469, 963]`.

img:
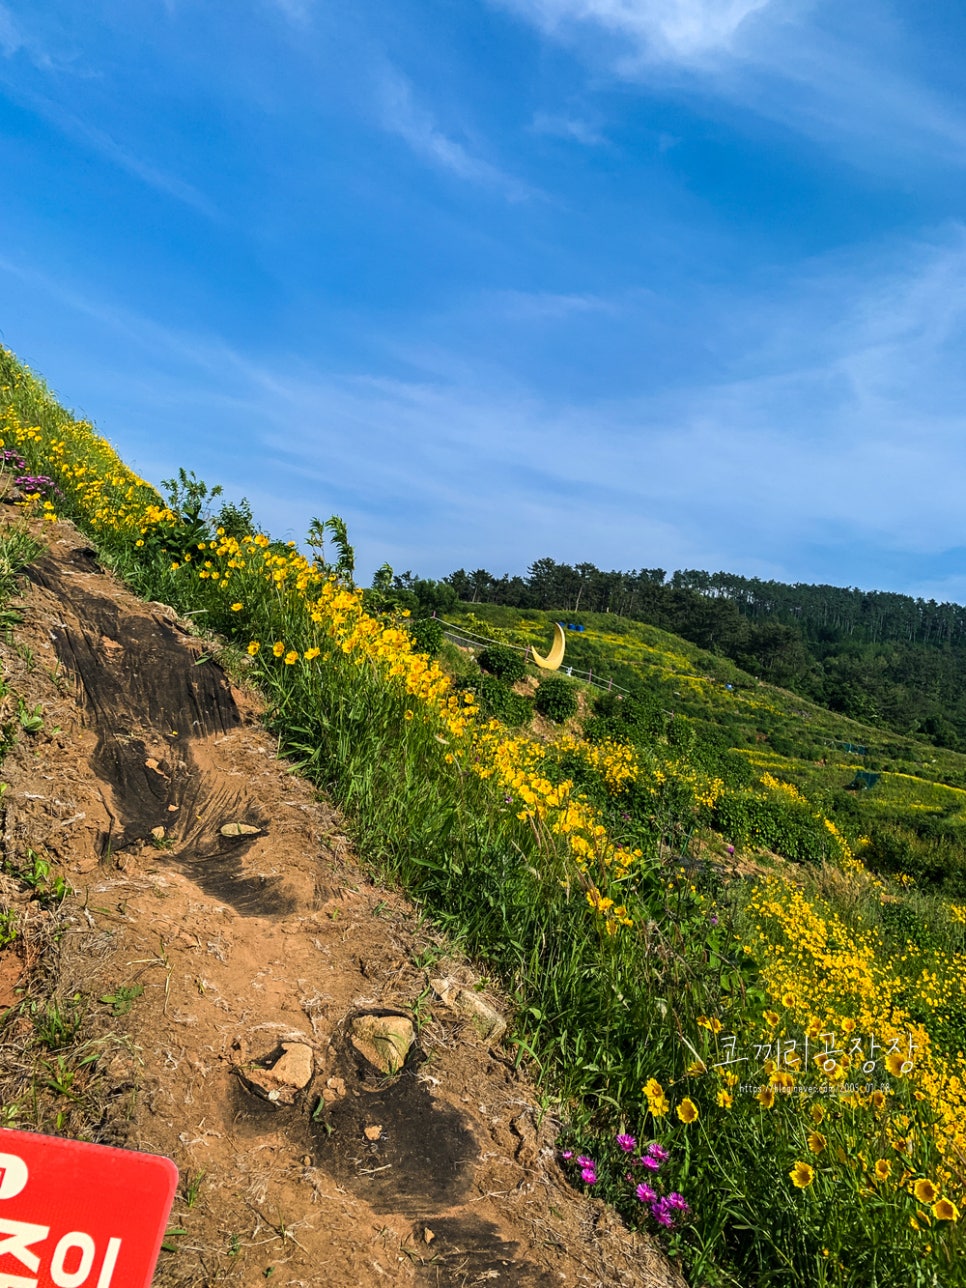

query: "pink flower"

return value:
[666, 1192, 689, 1213]
[646, 1143, 669, 1162]
[561, 1151, 573, 1160]
[652, 1196, 677, 1227]
[580, 1168, 597, 1185]
[640, 1155, 661, 1171]
[616, 1134, 637, 1153]
[576, 1155, 595, 1169]
[635, 1183, 657, 1204]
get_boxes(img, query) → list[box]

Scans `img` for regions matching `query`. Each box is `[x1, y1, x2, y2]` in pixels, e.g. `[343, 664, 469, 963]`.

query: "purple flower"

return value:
[726, 845, 735, 855]
[561, 1150, 573, 1160]
[580, 1168, 597, 1185]
[651, 1196, 679, 1227]
[646, 1142, 669, 1162]
[635, 1183, 657, 1204]
[709, 915, 719, 926]
[666, 1192, 690, 1213]
[576, 1155, 595, 1169]
[640, 1155, 661, 1171]
[616, 1134, 637, 1153]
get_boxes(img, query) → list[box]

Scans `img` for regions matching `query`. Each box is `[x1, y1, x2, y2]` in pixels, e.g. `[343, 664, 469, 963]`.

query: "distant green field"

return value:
[448, 602, 966, 863]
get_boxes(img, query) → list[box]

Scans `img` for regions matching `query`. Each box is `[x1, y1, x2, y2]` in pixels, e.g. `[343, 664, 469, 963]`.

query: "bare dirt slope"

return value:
[0, 515, 686, 1288]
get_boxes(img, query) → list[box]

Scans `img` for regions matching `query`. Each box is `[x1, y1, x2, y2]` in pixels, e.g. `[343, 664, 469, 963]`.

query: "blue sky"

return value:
[2, 1, 966, 596]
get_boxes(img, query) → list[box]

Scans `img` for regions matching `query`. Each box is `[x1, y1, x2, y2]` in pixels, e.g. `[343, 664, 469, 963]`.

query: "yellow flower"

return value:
[404, 710, 414, 721]
[643, 1078, 670, 1118]
[932, 1199, 959, 1222]
[914, 1179, 939, 1205]
[716, 1089, 733, 1109]
[874, 1159, 892, 1181]
[284, 650, 299, 665]
[807, 1132, 827, 1155]
[676, 1098, 698, 1124]
[871, 1090, 886, 1110]
[757, 1088, 775, 1109]
[886, 1051, 910, 1077]
[272, 641, 285, 658]
[790, 1161, 815, 1189]
[810, 1103, 825, 1125]
[231, 602, 243, 612]
[304, 647, 321, 661]
[247, 641, 260, 656]
[781, 991, 796, 1007]
[686, 1059, 707, 1076]
[697, 1016, 722, 1033]
[763, 1009, 780, 1027]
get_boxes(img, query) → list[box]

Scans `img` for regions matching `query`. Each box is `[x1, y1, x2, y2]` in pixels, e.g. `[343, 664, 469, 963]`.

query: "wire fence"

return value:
[435, 615, 634, 696]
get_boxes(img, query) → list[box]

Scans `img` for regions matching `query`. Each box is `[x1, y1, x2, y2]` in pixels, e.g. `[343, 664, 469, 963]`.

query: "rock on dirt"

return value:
[237, 1041, 315, 1106]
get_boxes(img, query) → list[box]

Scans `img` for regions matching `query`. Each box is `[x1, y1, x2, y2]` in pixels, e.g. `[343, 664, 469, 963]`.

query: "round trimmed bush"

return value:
[477, 644, 526, 683]
[477, 675, 533, 727]
[408, 616, 443, 657]
[535, 676, 578, 723]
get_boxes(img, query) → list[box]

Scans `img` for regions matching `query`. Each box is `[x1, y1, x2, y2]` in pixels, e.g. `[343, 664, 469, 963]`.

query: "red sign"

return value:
[0, 1128, 178, 1288]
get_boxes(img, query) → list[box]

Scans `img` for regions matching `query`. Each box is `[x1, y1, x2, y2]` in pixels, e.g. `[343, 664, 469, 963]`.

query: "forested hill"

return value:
[438, 559, 966, 749]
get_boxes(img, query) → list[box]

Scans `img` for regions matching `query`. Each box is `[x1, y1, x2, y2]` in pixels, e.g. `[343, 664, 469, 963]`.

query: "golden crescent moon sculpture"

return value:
[531, 622, 566, 671]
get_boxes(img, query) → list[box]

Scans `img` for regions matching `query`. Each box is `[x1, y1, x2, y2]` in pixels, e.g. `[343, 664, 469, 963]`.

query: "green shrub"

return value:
[712, 788, 832, 863]
[408, 616, 443, 657]
[535, 676, 578, 723]
[477, 644, 526, 683]
[476, 675, 532, 727]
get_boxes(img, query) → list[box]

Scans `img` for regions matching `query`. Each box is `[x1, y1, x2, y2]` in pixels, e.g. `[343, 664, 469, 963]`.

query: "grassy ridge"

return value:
[1, 344, 964, 1287]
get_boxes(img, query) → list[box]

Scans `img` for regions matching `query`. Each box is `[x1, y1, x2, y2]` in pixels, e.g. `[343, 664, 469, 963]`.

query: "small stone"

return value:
[364, 1125, 383, 1141]
[322, 1076, 346, 1104]
[430, 978, 506, 1042]
[239, 1042, 314, 1106]
[220, 822, 261, 837]
[350, 1014, 415, 1076]
[423, 1228, 435, 1245]
[150, 826, 165, 841]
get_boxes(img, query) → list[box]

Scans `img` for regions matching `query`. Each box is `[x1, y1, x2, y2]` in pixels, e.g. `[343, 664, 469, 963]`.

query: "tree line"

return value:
[437, 559, 966, 750]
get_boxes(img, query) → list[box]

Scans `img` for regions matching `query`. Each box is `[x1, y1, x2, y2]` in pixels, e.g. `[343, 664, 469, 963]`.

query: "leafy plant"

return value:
[407, 616, 443, 657]
[477, 643, 525, 683]
[17, 699, 44, 733]
[99, 985, 144, 1016]
[0, 910, 18, 949]
[535, 676, 578, 723]
[475, 674, 532, 726]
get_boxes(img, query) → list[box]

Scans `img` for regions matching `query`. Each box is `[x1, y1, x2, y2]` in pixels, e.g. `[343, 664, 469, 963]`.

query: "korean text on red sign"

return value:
[0, 1127, 178, 1288]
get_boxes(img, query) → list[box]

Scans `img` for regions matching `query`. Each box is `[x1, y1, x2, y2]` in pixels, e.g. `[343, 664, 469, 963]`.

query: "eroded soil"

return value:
[0, 516, 686, 1288]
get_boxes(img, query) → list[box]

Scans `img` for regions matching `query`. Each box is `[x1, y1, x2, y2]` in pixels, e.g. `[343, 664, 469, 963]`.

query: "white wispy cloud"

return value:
[5, 87, 219, 218]
[376, 66, 534, 200]
[492, 289, 621, 319]
[0, 3, 54, 70]
[500, 0, 773, 63]
[500, 0, 966, 174]
[264, 0, 317, 26]
[530, 110, 607, 145]
[8, 222, 966, 590]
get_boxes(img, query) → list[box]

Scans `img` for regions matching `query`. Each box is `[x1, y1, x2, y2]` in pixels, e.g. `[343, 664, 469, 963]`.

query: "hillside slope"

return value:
[0, 508, 682, 1288]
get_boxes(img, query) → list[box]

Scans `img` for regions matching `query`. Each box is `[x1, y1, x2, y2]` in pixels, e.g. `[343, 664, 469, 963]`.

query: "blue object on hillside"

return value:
[851, 770, 880, 790]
